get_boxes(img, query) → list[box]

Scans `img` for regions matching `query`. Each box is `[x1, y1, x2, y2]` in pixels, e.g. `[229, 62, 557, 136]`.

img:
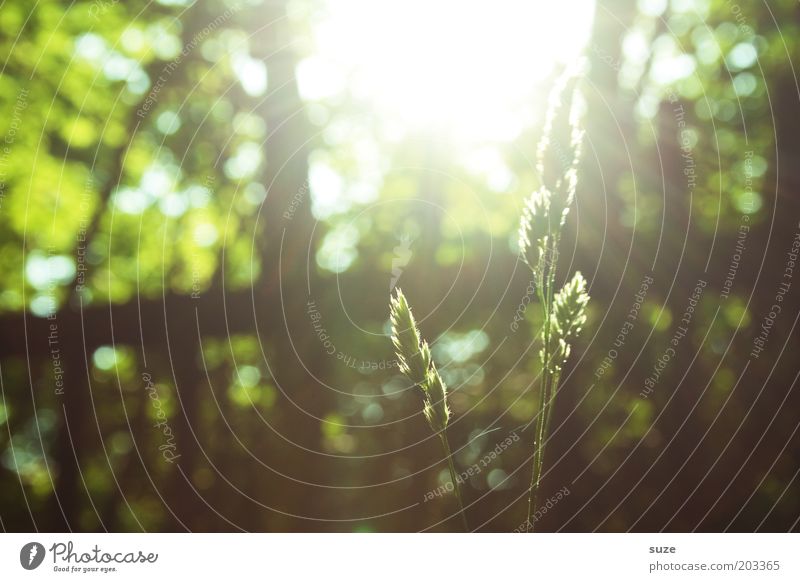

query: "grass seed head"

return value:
[422, 366, 450, 432]
[518, 188, 551, 275]
[390, 288, 432, 385]
[550, 271, 590, 369]
[537, 65, 586, 228]
[390, 288, 450, 433]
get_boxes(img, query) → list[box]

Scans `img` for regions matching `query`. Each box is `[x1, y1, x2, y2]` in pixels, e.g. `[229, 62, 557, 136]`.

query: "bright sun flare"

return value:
[300, 0, 596, 142]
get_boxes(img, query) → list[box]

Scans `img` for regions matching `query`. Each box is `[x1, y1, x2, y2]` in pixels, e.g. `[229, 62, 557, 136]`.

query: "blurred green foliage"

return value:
[1, 0, 799, 531]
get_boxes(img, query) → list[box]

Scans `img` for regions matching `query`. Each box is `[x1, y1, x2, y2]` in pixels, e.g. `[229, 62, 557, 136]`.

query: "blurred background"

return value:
[0, 0, 798, 532]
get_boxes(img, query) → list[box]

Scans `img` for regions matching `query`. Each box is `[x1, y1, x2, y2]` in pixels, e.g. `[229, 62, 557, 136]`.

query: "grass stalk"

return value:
[389, 288, 469, 532]
[528, 234, 558, 529]
[518, 66, 589, 531]
[441, 431, 469, 531]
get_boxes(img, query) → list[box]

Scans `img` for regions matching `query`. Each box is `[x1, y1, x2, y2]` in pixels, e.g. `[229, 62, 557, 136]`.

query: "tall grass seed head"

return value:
[552, 271, 590, 347]
[422, 366, 450, 432]
[537, 66, 586, 228]
[390, 288, 431, 385]
[390, 288, 451, 432]
[518, 188, 551, 274]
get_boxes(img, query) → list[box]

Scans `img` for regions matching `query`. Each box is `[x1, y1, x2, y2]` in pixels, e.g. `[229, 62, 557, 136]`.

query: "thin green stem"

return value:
[527, 231, 561, 530]
[528, 379, 547, 529]
[543, 370, 561, 440]
[441, 431, 469, 532]
[527, 260, 550, 527]
[527, 276, 545, 519]
[541, 233, 561, 444]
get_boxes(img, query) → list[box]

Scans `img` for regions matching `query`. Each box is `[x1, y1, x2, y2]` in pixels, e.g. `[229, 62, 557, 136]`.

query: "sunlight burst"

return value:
[301, 0, 596, 141]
